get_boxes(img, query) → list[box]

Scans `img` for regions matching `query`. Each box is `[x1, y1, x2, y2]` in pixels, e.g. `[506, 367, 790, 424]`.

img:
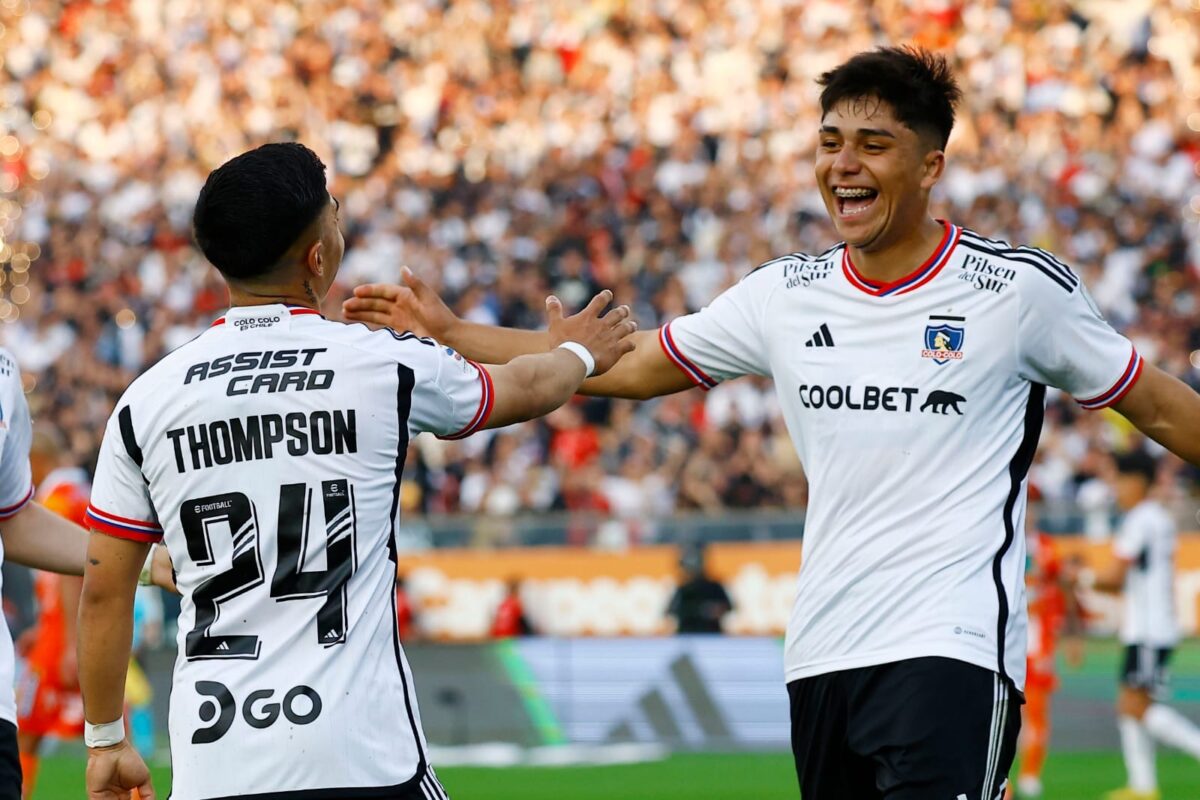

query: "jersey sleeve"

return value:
[1016, 278, 1143, 409]
[1113, 511, 1148, 563]
[0, 353, 33, 520]
[660, 273, 773, 389]
[381, 333, 494, 439]
[87, 404, 163, 543]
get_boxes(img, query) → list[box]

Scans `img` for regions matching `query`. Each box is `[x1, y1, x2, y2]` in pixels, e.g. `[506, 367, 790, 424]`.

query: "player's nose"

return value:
[832, 147, 862, 174]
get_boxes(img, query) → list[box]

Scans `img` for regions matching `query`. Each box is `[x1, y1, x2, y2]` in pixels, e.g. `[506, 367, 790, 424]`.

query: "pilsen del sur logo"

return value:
[921, 315, 965, 365]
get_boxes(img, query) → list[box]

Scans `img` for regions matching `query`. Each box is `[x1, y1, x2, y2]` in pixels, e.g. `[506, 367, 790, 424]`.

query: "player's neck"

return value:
[847, 217, 946, 285]
[226, 283, 322, 313]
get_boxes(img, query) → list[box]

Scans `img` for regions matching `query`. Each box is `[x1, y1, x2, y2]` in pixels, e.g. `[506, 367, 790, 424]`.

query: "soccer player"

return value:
[1095, 448, 1200, 800]
[76, 142, 637, 800]
[0, 352, 174, 800]
[1013, 486, 1082, 799]
[345, 47, 1200, 799]
[15, 431, 90, 798]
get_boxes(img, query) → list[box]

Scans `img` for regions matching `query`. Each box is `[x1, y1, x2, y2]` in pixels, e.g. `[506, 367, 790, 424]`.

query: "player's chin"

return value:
[836, 214, 888, 251]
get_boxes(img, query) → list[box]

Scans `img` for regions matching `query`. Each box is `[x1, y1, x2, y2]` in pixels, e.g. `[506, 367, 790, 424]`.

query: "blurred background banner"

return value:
[396, 535, 1200, 638]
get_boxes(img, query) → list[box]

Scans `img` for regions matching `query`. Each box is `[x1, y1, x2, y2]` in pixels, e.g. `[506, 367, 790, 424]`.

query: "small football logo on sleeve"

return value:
[445, 346, 475, 375]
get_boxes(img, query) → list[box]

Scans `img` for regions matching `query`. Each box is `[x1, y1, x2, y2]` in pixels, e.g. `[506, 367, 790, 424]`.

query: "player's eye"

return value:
[820, 139, 840, 150]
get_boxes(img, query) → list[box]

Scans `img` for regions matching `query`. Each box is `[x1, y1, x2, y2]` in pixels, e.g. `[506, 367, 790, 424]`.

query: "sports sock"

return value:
[18, 753, 37, 799]
[1019, 737, 1047, 782]
[1016, 774, 1042, 797]
[1118, 715, 1157, 791]
[1144, 704, 1200, 759]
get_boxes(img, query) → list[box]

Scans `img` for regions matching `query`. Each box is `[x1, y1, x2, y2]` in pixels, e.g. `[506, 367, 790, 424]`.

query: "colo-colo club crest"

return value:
[922, 315, 965, 365]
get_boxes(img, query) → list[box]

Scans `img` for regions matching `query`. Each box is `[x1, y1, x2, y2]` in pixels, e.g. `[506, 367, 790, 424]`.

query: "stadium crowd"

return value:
[1, 0, 1199, 539]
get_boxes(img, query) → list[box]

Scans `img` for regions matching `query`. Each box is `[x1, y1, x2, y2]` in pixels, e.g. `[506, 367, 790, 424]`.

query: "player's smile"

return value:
[832, 185, 879, 219]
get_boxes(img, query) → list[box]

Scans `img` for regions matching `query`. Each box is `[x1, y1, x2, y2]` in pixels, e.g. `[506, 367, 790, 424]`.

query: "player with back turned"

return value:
[76, 143, 636, 800]
[1094, 447, 1200, 800]
[346, 47, 1200, 799]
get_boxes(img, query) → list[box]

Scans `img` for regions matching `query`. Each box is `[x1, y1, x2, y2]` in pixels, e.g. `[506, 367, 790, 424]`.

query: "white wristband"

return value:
[556, 341, 596, 377]
[85, 718, 126, 748]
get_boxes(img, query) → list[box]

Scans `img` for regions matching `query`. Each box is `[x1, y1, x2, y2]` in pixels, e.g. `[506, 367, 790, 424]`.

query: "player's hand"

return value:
[545, 290, 637, 376]
[343, 267, 459, 340]
[86, 740, 155, 800]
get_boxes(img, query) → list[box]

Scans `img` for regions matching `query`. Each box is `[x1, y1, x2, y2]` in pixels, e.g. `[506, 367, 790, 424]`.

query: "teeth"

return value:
[834, 187, 876, 198]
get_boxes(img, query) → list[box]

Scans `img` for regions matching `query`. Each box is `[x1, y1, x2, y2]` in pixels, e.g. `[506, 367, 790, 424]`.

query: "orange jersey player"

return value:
[1014, 489, 1083, 800]
[14, 451, 90, 798]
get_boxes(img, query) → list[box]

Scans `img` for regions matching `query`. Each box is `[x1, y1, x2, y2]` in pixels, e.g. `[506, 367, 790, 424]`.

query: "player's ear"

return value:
[920, 148, 946, 190]
[305, 240, 325, 278]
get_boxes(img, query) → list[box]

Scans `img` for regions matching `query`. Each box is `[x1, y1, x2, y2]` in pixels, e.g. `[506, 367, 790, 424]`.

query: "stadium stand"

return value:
[0, 0, 1198, 533]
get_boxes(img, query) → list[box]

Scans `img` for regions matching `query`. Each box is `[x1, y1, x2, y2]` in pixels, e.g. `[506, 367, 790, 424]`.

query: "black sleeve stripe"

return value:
[958, 240, 1074, 293]
[386, 330, 438, 347]
[748, 253, 807, 277]
[117, 405, 144, 468]
[959, 231, 1078, 286]
[746, 244, 842, 279]
[1010, 246, 1078, 286]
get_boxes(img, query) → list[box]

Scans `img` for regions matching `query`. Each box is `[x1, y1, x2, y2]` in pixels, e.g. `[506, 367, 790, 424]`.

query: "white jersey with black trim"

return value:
[0, 348, 34, 726]
[661, 222, 1143, 691]
[87, 306, 491, 800]
[1114, 500, 1178, 647]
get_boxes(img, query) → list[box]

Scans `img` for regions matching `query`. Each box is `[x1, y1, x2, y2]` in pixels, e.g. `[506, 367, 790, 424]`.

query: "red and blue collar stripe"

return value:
[1078, 349, 1144, 410]
[211, 306, 322, 327]
[842, 221, 961, 297]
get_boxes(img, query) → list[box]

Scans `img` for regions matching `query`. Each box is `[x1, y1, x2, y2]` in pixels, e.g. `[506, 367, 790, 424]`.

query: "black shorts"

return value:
[0, 719, 19, 800]
[1121, 644, 1172, 699]
[788, 657, 1021, 800]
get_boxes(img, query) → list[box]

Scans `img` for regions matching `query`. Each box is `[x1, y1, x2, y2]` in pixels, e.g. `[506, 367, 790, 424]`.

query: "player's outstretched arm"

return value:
[345, 271, 695, 400]
[483, 289, 639, 427]
[78, 531, 156, 800]
[0, 501, 89, 575]
[0, 501, 177, 591]
[1113, 364, 1200, 466]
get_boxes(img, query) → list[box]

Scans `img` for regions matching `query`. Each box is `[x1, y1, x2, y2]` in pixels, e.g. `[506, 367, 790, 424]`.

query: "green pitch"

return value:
[30, 752, 1199, 799]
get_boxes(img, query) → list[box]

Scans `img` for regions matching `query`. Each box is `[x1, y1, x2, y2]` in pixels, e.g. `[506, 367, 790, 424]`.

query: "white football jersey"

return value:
[0, 348, 33, 726]
[88, 306, 490, 800]
[663, 222, 1143, 690]
[1114, 500, 1178, 647]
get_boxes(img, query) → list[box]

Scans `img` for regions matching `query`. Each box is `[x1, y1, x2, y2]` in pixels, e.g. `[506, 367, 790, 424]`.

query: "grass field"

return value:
[31, 751, 1200, 799]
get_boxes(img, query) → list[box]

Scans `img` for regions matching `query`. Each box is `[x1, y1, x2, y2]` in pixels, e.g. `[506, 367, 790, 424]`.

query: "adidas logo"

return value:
[804, 323, 835, 348]
[324, 629, 340, 640]
[217, 641, 230, 651]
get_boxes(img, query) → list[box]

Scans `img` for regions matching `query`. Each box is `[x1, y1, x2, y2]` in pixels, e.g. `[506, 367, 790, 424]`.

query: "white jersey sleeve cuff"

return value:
[85, 504, 164, 543]
[658, 323, 718, 391]
[437, 363, 495, 440]
[1076, 349, 1144, 410]
[0, 483, 33, 520]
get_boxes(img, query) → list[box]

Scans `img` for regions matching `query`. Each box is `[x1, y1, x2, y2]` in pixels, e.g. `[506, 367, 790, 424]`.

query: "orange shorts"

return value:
[15, 667, 83, 739]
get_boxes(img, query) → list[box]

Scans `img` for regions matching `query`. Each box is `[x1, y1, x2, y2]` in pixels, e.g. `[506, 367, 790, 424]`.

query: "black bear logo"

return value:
[920, 390, 965, 415]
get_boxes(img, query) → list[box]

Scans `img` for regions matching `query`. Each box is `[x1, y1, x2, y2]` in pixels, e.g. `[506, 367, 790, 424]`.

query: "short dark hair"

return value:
[192, 143, 329, 281]
[817, 46, 962, 149]
[1115, 448, 1158, 484]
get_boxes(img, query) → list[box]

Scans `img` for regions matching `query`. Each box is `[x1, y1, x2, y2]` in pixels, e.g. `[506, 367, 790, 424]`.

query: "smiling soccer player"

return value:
[344, 47, 1200, 800]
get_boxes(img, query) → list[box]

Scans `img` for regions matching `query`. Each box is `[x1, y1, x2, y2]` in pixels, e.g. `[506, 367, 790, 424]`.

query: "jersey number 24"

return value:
[180, 479, 356, 661]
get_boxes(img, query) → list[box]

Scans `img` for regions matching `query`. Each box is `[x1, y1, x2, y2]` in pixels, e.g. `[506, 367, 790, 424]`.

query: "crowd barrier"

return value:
[396, 536, 1200, 639]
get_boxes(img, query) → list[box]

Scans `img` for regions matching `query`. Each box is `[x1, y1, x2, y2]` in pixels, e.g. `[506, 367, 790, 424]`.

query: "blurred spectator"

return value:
[0, 0, 1198, 531]
[395, 575, 416, 641]
[490, 579, 534, 637]
[667, 546, 732, 634]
